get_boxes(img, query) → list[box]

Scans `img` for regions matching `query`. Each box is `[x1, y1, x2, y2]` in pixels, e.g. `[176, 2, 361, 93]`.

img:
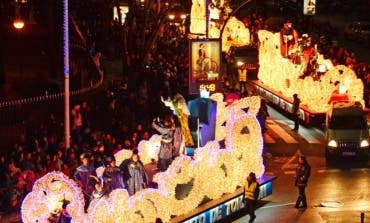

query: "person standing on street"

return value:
[292, 93, 301, 131]
[294, 155, 311, 209]
[244, 172, 259, 223]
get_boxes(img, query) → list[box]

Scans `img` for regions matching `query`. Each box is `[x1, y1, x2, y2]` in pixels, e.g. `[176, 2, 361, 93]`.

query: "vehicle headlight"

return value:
[328, 140, 337, 147]
[360, 139, 369, 147]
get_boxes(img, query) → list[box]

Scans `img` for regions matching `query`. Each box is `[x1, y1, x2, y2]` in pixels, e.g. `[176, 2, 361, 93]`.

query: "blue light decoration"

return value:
[63, 0, 69, 76]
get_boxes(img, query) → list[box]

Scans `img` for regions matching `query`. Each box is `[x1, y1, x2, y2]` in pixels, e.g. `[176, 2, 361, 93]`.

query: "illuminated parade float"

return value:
[21, 94, 270, 223]
[188, 0, 365, 123]
[21, 0, 365, 222]
[254, 29, 365, 123]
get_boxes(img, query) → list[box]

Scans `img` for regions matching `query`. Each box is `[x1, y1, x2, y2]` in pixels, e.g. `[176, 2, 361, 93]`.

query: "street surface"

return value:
[229, 104, 370, 223]
[1, 2, 369, 222]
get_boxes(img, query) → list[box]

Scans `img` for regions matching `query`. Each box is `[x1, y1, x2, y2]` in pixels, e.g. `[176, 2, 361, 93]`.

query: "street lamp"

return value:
[13, 18, 25, 29]
[13, 0, 26, 30]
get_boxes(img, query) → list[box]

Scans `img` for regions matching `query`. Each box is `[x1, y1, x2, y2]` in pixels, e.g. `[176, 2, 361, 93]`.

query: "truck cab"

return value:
[325, 101, 370, 162]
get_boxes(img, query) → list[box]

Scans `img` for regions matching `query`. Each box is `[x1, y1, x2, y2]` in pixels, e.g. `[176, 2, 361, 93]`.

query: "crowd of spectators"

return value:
[1, 2, 370, 215]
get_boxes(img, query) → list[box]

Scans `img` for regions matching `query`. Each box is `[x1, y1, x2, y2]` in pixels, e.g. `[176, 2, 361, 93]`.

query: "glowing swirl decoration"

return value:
[137, 134, 162, 164]
[21, 171, 85, 223]
[221, 16, 251, 52]
[22, 95, 265, 223]
[257, 30, 365, 112]
[189, 0, 250, 53]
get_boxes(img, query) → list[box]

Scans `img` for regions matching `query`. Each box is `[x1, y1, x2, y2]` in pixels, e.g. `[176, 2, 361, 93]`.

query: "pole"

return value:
[63, 0, 70, 148]
[361, 212, 364, 223]
[197, 118, 200, 148]
[205, 0, 209, 39]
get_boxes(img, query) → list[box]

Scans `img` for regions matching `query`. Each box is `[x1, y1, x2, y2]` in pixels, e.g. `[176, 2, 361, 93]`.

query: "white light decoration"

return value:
[221, 16, 250, 52]
[338, 85, 347, 95]
[190, 0, 206, 34]
[257, 30, 364, 112]
[318, 64, 327, 73]
[189, 0, 250, 53]
[114, 148, 136, 166]
[21, 171, 86, 223]
[137, 134, 162, 164]
[22, 95, 265, 223]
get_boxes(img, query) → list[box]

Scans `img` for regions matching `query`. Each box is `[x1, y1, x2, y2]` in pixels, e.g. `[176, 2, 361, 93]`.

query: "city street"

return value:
[229, 104, 370, 223]
[0, 1, 369, 222]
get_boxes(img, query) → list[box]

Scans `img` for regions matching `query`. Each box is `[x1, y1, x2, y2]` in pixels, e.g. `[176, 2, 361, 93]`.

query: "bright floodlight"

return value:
[13, 19, 25, 29]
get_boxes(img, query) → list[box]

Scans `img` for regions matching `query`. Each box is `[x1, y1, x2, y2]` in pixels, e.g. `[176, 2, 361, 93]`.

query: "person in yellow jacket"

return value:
[244, 172, 259, 223]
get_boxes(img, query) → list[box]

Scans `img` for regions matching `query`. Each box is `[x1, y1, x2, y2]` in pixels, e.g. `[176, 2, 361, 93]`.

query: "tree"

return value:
[121, 0, 170, 70]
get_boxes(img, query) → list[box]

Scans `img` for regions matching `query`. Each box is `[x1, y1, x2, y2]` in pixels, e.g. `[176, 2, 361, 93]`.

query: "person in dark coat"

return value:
[291, 93, 301, 131]
[294, 155, 311, 208]
[123, 154, 148, 196]
[152, 117, 175, 172]
[257, 99, 269, 133]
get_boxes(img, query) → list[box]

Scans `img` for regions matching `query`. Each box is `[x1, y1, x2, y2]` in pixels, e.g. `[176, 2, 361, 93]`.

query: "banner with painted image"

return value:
[189, 39, 221, 95]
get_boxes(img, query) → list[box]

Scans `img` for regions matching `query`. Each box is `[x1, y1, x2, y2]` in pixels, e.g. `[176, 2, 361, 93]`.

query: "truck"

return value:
[325, 101, 370, 163]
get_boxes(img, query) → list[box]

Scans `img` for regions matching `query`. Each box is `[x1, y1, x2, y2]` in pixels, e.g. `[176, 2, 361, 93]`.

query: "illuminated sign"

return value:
[183, 195, 245, 223]
[113, 6, 129, 24]
[189, 39, 222, 95]
[180, 179, 274, 223]
[303, 0, 316, 15]
[199, 82, 216, 92]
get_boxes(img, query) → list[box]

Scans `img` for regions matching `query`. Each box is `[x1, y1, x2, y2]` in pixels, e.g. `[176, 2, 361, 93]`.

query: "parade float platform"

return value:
[20, 94, 278, 223]
[249, 80, 326, 125]
[169, 175, 277, 223]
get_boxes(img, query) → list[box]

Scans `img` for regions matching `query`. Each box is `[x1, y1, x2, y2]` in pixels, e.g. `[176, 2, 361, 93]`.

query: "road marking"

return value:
[297, 128, 321, 144]
[263, 133, 276, 143]
[282, 150, 301, 170]
[283, 164, 298, 169]
[317, 169, 341, 173]
[260, 202, 296, 209]
[268, 120, 298, 143]
[350, 168, 369, 172]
